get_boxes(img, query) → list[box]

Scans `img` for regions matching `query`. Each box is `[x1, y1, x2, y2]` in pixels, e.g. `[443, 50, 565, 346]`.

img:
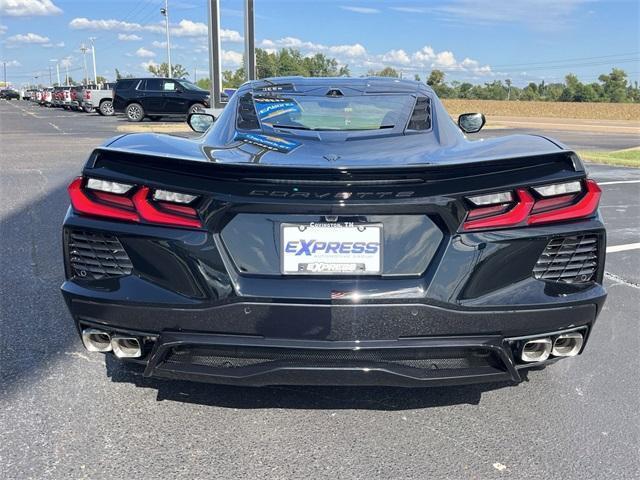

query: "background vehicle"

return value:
[1, 89, 20, 100]
[83, 82, 116, 115]
[61, 77, 606, 388]
[112, 77, 210, 121]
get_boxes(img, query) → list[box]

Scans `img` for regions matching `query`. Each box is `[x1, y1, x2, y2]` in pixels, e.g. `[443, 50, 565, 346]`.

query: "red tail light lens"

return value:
[463, 189, 534, 230]
[68, 178, 202, 229]
[132, 187, 202, 228]
[462, 180, 601, 231]
[68, 178, 139, 222]
[528, 180, 601, 225]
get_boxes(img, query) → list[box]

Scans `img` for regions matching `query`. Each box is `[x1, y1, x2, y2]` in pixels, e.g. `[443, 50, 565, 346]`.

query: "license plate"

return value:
[281, 222, 382, 275]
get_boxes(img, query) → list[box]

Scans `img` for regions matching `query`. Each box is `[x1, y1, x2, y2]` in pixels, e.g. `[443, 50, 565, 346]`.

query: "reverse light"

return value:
[467, 191, 513, 206]
[533, 181, 581, 197]
[86, 178, 133, 194]
[152, 189, 197, 204]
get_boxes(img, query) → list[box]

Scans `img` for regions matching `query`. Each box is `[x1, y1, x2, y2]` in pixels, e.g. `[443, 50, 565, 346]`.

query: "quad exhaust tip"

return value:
[111, 336, 142, 358]
[520, 338, 552, 363]
[82, 329, 112, 352]
[552, 332, 584, 357]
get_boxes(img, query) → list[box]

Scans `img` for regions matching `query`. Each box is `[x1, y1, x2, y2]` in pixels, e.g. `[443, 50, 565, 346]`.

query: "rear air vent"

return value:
[67, 230, 133, 280]
[407, 97, 431, 131]
[533, 235, 599, 283]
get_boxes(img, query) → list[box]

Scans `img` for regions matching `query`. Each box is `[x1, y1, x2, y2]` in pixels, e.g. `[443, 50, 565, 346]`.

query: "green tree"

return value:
[196, 78, 211, 90]
[426, 69, 445, 87]
[374, 67, 400, 78]
[147, 62, 189, 79]
[598, 68, 628, 102]
[414, 74, 421, 82]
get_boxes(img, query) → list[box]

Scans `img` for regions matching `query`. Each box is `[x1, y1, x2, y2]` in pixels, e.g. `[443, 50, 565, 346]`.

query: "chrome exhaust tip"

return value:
[521, 338, 552, 363]
[552, 332, 584, 357]
[82, 329, 112, 352]
[111, 337, 142, 358]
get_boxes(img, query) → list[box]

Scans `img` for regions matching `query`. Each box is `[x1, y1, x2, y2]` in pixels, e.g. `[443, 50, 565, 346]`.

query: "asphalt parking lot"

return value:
[1, 99, 639, 479]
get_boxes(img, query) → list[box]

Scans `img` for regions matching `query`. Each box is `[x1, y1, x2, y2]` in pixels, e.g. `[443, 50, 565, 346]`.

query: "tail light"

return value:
[67, 177, 202, 229]
[463, 179, 601, 231]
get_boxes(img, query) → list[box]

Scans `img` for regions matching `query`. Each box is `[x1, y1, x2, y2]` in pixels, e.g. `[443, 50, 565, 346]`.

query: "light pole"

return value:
[80, 44, 89, 85]
[89, 37, 98, 85]
[160, 0, 172, 78]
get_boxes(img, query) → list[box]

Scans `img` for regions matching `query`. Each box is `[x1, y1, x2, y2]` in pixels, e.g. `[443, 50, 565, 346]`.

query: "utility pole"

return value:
[89, 37, 98, 85]
[65, 62, 69, 86]
[2, 61, 6, 87]
[160, 0, 172, 78]
[56, 63, 61, 85]
[80, 44, 89, 85]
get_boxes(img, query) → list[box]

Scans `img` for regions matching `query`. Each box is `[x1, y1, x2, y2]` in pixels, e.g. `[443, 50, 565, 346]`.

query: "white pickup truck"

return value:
[82, 82, 117, 116]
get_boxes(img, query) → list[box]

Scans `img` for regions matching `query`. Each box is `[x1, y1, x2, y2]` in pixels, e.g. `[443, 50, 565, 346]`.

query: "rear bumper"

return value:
[63, 289, 604, 386]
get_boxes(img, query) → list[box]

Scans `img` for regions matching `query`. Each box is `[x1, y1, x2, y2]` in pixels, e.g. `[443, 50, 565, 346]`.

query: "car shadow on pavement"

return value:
[0, 182, 80, 394]
[105, 356, 520, 410]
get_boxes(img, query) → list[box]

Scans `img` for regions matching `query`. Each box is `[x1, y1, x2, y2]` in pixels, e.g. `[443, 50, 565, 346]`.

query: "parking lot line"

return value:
[606, 242, 640, 253]
[599, 180, 640, 185]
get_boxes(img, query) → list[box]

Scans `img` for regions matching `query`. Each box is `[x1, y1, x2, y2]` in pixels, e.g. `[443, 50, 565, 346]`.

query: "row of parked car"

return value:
[26, 83, 116, 116]
[21, 77, 218, 121]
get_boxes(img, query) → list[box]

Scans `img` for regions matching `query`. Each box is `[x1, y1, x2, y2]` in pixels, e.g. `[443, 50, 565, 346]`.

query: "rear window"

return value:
[239, 93, 416, 132]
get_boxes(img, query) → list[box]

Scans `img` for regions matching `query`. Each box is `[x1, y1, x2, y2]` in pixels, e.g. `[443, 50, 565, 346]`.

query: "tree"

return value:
[196, 78, 211, 90]
[414, 74, 421, 82]
[147, 62, 189, 79]
[372, 67, 400, 78]
[426, 70, 445, 87]
[598, 68, 628, 102]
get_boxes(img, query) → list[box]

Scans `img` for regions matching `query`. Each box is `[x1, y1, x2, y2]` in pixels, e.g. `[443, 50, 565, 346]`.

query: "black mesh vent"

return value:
[67, 230, 133, 280]
[533, 235, 599, 283]
[407, 97, 431, 131]
[165, 345, 500, 376]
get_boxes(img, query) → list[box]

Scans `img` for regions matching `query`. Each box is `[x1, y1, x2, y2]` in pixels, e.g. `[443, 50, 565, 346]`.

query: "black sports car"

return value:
[61, 77, 606, 387]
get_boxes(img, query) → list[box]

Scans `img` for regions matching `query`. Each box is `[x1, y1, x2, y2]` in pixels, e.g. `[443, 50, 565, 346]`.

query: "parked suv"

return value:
[112, 77, 210, 122]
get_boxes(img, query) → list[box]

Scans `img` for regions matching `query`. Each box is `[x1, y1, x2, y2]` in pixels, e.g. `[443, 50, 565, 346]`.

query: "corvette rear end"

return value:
[61, 77, 606, 387]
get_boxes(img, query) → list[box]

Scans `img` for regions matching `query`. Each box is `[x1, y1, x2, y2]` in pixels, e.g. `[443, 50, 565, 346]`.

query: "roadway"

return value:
[1, 99, 639, 479]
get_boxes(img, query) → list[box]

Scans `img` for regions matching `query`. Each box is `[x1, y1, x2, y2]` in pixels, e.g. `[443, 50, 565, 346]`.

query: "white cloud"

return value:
[0, 0, 62, 16]
[6, 32, 49, 43]
[220, 28, 243, 42]
[4, 59, 21, 67]
[170, 19, 207, 37]
[433, 51, 457, 68]
[70, 17, 143, 32]
[0, 24, 7, 35]
[260, 37, 367, 59]
[140, 60, 157, 71]
[151, 40, 167, 48]
[135, 47, 155, 58]
[328, 43, 366, 58]
[390, 6, 429, 13]
[431, 0, 591, 30]
[382, 49, 411, 65]
[413, 46, 435, 62]
[118, 33, 142, 41]
[221, 50, 243, 67]
[42, 40, 64, 48]
[339, 6, 380, 14]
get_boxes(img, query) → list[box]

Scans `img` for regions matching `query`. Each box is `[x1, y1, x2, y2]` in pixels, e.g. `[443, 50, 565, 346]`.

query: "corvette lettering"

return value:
[249, 190, 415, 199]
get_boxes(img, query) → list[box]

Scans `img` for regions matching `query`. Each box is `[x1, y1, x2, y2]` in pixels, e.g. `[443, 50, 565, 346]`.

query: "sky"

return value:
[0, 0, 638, 87]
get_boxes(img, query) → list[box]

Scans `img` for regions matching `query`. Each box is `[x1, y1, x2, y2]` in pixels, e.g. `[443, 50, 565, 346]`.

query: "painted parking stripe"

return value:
[598, 180, 640, 185]
[606, 243, 640, 253]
